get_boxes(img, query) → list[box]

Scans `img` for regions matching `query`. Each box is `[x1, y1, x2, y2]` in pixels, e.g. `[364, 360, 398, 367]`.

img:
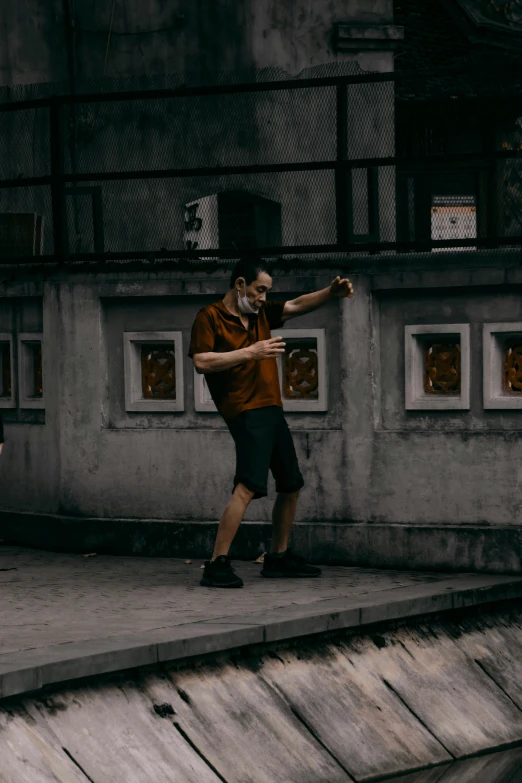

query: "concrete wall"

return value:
[0, 0, 393, 87]
[0, 270, 344, 522]
[369, 281, 522, 526]
[2, 261, 522, 539]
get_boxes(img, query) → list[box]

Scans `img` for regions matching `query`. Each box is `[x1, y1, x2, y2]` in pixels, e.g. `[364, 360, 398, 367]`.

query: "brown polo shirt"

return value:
[188, 297, 288, 421]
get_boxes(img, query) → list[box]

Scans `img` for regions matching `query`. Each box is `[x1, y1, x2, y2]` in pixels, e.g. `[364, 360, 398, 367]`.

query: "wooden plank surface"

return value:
[17, 681, 222, 783]
[344, 621, 522, 758]
[0, 709, 89, 783]
[142, 666, 354, 783]
[455, 617, 522, 711]
[259, 642, 451, 781]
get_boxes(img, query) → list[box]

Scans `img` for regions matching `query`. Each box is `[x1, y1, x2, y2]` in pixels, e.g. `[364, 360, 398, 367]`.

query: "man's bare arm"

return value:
[194, 336, 286, 374]
[194, 346, 253, 374]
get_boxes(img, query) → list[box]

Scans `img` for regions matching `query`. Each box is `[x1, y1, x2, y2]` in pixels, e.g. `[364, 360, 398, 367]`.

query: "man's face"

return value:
[238, 271, 273, 308]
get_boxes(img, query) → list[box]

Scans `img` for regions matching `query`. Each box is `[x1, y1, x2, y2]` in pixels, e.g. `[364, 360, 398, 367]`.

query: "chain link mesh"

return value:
[0, 63, 520, 264]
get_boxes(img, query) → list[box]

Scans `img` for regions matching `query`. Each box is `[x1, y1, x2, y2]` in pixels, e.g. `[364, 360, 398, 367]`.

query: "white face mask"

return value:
[237, 281, 260, 315]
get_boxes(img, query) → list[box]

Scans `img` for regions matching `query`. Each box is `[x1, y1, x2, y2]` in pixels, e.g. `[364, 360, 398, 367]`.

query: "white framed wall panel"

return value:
[194, 368, 218, 413]
[123, 331, 184, 413]
[405, 323, 470, 410]
[272, 328, 328, 412]
[18, 332, 44, 410]
[483, 322, 522, 409]
[0, 333, 15, 409]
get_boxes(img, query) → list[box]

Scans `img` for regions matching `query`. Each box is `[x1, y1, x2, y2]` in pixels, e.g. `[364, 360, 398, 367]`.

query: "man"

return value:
[188, 258, 354, 588]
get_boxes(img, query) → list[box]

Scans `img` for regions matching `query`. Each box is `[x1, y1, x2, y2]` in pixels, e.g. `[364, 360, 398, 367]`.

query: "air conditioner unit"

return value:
[431, 195, 476, 253]
[184, 191, 281, 256]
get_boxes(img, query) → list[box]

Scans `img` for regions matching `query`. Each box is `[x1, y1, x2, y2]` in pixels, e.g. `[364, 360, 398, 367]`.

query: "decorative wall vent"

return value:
[272, 328, 328, 412]
[405, 324, 470, 410]
[483, 322, 522, 408]
[123, 332, 184, 412]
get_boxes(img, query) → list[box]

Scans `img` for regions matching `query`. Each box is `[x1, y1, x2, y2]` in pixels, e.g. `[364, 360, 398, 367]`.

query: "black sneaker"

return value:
[200, 555, 244, 588]
[260, 548, 322, 578]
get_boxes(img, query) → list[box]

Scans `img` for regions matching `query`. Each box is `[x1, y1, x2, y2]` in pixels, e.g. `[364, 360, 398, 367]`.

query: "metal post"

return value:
[91, 188, 105, 255]
[335, 84, 352, 250]
[49, 99, 68, 263]
[486, 126, 499, 249]
[367, 166, 380, 246]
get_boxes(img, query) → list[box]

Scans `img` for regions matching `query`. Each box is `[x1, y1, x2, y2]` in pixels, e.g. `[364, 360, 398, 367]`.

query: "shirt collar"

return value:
[216, 297, 260, 319]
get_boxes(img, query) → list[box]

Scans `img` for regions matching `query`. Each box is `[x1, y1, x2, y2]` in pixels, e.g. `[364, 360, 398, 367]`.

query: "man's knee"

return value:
[277, 489, 300, 499]
[234, 482, 256, 502]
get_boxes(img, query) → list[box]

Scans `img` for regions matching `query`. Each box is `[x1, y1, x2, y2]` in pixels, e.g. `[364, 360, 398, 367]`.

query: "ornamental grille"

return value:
[282, 338, 319, 400]
[503, 341, 522, 393]
[141, 345, 176, 400]
[423, 342, 461, 395]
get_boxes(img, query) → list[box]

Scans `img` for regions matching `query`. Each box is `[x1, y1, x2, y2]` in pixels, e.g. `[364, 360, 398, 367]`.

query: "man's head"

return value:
[229, 257, 273, 309]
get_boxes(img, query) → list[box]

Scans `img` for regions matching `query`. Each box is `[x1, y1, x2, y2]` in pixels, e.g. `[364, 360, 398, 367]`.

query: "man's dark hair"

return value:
[229, 257, 273, 290]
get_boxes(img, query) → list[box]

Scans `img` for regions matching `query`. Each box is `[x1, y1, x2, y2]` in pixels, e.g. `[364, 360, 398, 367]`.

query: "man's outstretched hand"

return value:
[329, 276, 354, 298]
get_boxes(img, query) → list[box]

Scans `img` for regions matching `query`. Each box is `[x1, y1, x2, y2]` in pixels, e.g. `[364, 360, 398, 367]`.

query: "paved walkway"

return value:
[1, 545, 522, 700]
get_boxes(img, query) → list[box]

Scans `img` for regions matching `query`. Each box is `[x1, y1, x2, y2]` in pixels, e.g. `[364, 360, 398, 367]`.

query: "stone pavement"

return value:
[1, 545, 522, 701]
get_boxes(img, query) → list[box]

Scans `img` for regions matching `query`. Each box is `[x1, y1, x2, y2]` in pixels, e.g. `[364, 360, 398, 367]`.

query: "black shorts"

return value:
[225, 405, 305, 500]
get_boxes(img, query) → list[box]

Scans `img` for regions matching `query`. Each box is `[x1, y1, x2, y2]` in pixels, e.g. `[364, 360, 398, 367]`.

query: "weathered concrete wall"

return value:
[0, 293, 58, 512]
[0, 0, 393, 87]
[0, 0, 67, 86]
[2, 262, 522, 545]
[1, 271, 345, 521]
[366, 275, 522, 526]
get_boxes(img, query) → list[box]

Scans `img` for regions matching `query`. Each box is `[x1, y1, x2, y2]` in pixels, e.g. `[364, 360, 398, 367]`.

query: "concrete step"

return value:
[3, 511, 522, 573]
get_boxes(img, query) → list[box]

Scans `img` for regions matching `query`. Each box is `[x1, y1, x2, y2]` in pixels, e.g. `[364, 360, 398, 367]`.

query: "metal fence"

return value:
[0, 69, 521, 265]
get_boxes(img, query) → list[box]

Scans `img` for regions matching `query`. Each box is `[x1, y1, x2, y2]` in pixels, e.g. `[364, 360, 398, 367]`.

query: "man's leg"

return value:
[270, 490, 300, 554]
[261, 487, 321, 577]
[211, 482, 255, 560]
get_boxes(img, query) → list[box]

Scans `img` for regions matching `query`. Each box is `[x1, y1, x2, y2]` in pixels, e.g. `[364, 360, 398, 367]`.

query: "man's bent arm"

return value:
[195, 346, 253, 374]
[290, 286, 333, 316]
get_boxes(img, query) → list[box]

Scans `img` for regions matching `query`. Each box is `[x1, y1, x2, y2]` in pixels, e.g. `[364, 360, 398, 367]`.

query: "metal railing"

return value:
[0, 70, 521, 264]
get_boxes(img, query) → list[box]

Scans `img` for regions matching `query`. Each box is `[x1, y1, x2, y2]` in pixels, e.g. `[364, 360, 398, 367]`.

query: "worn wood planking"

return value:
[341, 622, 522, 758]
[258, 642, 451, 781]
[453, 618, 522, 711]
[0, 709, 89, 783]
[16, 680, 222, 783]
[142, 665, 354, 783]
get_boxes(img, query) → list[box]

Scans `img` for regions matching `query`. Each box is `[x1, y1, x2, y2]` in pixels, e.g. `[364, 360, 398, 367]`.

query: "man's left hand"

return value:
[329, 276, 354, 298]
